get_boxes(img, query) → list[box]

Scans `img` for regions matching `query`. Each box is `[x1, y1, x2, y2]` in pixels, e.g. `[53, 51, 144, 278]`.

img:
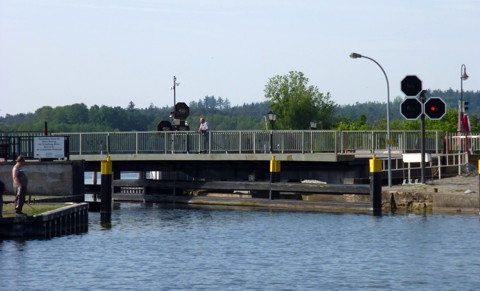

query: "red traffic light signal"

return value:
[424, 97, 446, 120]
[400, 97, 423, 120]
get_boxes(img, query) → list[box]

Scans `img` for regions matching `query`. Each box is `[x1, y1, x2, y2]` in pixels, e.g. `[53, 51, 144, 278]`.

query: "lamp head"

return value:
[267, 111, 276, 122]
[350, 52, 362, 59]
[461, 64, 469, 81]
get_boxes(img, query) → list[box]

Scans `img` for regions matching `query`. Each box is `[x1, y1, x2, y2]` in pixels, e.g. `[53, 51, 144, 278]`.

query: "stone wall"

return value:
[0, 160, 84, 196]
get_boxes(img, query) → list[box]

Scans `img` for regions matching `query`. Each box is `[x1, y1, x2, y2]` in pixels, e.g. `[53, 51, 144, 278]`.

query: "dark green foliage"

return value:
[0, 89, 479, 133]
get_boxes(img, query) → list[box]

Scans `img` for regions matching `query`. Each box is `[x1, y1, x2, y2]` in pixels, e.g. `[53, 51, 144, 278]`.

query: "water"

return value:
[1, 204, 480, 290]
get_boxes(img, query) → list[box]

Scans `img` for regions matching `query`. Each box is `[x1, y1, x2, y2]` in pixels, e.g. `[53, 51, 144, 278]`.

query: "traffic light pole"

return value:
[420, 92, 426, 184]
[401, 75, 447, 185]
[420, 101, 426, 184]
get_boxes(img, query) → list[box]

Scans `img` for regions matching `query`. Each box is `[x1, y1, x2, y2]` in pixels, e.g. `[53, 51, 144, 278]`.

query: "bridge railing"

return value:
[51, 130, 445, 156]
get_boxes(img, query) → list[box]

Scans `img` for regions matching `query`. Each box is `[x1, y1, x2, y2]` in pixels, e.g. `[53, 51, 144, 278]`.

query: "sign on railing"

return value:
[34, 136, 67, 159]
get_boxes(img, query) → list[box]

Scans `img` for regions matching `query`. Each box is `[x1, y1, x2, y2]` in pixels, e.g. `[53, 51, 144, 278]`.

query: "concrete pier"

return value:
[0, 203, 89, 238]
[383, 175, 480, 214]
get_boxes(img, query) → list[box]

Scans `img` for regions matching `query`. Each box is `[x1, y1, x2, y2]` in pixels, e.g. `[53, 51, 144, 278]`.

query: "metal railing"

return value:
[0, 132, 55, 160]
[7, 130, 480, 160]
[49, 130, 446, 156]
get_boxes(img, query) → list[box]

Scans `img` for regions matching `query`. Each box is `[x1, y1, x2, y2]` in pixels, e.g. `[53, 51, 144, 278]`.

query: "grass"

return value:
[2, 194, 73, 217]
[2, 203, 68, 217]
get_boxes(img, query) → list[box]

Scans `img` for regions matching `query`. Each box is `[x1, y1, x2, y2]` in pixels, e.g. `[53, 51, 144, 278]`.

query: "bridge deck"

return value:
[72, 152, 357, 163]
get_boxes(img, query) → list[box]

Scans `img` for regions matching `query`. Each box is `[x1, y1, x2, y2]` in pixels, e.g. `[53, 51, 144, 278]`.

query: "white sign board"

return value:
[402, 153, 431, 163]
[34, 136, 65, 159]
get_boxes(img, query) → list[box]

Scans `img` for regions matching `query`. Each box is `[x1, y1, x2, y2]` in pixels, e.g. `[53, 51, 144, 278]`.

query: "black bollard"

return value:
[100, 154, 113, 222]
[370, 155, 382, 216]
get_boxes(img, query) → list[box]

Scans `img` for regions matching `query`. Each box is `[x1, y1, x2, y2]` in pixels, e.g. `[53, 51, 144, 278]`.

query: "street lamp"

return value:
[267, 111, 277, 153]
[350, 52, 392, 187]
[459, 64, 469, 152]
[170, 76, 180, 107]
[267, 111, 277, 130]
[310, 120, 317, 130]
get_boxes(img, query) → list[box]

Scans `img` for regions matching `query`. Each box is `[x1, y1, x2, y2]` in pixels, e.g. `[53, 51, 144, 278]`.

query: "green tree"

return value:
[264, 71, 335, 129]
[336, 114, 370, 130]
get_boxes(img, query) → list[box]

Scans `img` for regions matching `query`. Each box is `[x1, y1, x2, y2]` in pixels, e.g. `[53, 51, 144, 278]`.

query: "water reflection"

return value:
[1, 203, 479, 290]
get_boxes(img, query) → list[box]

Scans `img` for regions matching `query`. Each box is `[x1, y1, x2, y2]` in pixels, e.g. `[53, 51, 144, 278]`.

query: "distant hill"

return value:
[1, 89, 479, 132]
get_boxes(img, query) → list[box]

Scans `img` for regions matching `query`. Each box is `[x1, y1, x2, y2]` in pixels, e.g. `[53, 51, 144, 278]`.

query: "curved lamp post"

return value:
[459, 64, 469, 152]
[350, 52, 392, 187]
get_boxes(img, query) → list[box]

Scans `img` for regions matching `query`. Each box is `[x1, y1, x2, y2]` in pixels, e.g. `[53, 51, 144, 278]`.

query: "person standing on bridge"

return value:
[198, 117, 209, 153]
[12, 155, 28, 216]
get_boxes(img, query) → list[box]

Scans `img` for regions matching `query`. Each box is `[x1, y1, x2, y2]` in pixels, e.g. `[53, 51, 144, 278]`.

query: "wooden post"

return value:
[101, 154, 113, 222]
[370, 155, 382, 216]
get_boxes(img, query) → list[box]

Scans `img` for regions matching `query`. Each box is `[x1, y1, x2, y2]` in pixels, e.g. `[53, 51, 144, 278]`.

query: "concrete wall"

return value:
[0, 161, 84, 196]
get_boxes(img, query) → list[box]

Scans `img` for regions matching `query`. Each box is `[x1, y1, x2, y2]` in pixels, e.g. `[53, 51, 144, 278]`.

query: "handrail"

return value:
[1, 130, 474, 178]
[50, 130, 446, 156]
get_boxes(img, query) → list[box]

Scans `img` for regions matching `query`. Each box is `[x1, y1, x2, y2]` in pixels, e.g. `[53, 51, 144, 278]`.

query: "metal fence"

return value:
[0, 132, 51, 160]
[48, 130, 446, 156]
[4, 130, 480, 161]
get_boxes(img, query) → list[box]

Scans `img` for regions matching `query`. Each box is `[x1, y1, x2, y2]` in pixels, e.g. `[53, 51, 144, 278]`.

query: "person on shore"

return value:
[198, 117, 209, 153]
[12, 155, 28, 216]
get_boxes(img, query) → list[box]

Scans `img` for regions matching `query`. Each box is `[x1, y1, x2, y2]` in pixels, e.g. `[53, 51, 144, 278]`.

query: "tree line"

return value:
[1, 71, 479, 133]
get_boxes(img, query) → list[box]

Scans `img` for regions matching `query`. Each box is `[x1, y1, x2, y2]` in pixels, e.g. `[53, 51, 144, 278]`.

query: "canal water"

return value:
[1, 204, 479, 290]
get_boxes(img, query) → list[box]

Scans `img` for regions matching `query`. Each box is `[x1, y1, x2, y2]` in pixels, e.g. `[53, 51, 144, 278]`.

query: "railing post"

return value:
[301, 131, 305, 154]
[239, 131, 242, 154]
[208, 131, 211, 154]
[135, 132, 138, 154]
[106, 133, 110, 154]
[310, 130, 313, 154]
[336, 131, 339, 154]
[77, 134, 81, 155]
[372, 131, 376, 153]
[164, 132, 167, 154]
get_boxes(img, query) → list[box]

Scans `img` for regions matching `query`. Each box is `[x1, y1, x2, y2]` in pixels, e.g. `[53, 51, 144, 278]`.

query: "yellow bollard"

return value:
[100, 154, 113, 222]
[370, 155, 382, 216]
[269, 156, 281, 200]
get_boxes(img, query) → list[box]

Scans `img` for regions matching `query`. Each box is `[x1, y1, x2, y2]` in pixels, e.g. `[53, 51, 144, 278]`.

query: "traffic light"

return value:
[401, 75, 422, 97]
[462, 101, 469, 111]
[424, 97, 447, 120]
[400, 97, 423, 120]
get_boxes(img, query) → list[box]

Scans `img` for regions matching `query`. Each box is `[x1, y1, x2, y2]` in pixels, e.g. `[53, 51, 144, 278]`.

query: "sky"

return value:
[0, 0, 478, 117]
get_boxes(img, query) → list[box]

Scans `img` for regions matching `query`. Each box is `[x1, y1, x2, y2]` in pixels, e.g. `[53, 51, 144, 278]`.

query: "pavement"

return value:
[387, 175, 479, 195]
